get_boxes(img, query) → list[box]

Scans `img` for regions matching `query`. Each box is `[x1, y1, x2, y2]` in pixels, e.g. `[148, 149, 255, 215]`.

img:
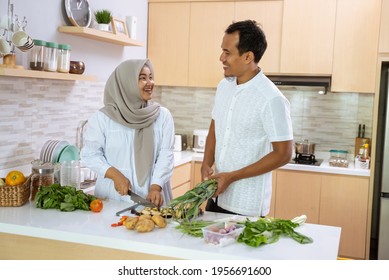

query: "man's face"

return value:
[219, 31, 247, 78]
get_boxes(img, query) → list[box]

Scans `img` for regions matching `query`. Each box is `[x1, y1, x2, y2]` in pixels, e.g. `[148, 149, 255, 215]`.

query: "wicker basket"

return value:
[0, 175, 31, 207]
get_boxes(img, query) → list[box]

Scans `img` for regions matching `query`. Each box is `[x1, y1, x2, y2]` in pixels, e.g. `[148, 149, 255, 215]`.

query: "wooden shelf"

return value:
[0, 67, 97, 81]
[58, 26, 143, 46]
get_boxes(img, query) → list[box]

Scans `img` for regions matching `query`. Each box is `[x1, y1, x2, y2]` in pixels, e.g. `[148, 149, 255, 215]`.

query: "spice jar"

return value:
[57, 43, 71, 73]
[44, 41, 59, 72]
[30, 160, 56, 200]
[29, 39, 46, 71]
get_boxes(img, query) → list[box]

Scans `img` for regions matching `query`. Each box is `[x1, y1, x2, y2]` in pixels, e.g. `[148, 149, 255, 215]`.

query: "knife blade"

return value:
[129, 190, 156, 208]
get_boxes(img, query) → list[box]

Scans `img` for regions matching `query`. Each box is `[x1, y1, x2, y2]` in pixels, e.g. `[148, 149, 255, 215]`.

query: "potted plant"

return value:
[94, 9, 112, 32]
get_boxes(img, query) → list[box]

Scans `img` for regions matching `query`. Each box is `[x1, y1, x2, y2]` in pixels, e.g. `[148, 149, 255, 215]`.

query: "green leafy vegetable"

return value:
[168, 179, 217, 220]
[175, 220, 215, 237]
[237, 217, 313, 247]
[35, 184, 96, 212]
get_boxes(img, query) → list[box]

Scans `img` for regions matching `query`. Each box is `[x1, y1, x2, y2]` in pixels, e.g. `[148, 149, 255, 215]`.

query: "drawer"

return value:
[172, 181, 191, 198]
[171, 162, 191, 187]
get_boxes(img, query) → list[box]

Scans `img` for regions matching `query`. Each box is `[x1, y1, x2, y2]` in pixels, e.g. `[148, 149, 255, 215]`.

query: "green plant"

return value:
[94, 9, 112, 24]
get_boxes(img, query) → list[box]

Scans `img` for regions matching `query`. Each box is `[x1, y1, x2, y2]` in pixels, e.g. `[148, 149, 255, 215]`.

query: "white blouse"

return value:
[80, 107, 175, 205]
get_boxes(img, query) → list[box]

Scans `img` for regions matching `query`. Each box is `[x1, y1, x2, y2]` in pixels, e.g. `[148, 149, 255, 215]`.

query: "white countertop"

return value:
[174, 150, 370, 177]
[0, 199, 341, 260]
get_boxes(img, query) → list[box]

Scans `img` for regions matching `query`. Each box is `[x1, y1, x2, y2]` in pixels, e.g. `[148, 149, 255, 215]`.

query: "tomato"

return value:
[5, 170, 26, 186]
[90, 199, 103, 212]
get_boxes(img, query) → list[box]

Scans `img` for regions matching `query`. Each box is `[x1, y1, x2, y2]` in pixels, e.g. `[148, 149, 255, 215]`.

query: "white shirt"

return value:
[212, 71, 293, 216]
[80, 107, 175, 205]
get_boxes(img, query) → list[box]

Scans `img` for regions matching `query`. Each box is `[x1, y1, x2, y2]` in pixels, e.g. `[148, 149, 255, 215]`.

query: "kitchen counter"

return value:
[174, 151, 370, 177]
[0, 199, 341, 260]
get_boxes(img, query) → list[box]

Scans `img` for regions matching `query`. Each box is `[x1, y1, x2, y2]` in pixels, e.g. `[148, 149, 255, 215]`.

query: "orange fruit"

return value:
[90, 199, 103, 212]
[5, 170, 26, 186]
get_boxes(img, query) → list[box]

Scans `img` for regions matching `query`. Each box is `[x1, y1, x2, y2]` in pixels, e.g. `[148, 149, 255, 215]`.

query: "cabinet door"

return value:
[379, 0, 389, 53]
[235, 1, 283, 74]
[331, 0, 381, 93]
[274, 170, 321, 223]
[171, 162, 192, 188]
[280, 0, 336, 74]
[192, 161, 202, 189]
[319, 174, 369, 259]
[188, 2, 235, 87]
[148, 2, 190, 86]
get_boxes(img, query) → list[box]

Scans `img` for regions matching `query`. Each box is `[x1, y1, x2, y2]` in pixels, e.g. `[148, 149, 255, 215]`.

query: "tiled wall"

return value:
[0, 77, 374, 172]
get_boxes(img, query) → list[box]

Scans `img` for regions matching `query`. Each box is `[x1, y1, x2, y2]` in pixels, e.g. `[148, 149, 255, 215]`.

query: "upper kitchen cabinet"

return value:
[280, 0, 336, 75]
[235, 1, 283, 74]
[379, 0, 389, 53]
[331, 0, 381, 93]
[148, 2, 190, 86]
[188, 2, 234, 87]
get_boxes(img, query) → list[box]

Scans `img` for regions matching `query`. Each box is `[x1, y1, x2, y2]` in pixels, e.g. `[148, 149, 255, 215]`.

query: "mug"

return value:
[12, 30, 34, 52]
[0, 37, 11, 56]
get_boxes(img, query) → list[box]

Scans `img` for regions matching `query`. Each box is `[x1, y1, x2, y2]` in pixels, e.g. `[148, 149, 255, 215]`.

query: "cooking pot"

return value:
[295, 139, 316, 155]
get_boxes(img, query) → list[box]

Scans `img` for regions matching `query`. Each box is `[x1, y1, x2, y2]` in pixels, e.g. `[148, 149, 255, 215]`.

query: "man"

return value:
[201, 20, 293, 216]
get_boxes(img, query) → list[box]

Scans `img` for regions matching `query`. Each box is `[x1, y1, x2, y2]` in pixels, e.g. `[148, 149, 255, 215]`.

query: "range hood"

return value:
[267, 75, 331, 94]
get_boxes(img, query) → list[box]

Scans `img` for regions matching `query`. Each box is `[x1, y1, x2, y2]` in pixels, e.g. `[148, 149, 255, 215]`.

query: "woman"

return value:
[80, 59, 174, 207]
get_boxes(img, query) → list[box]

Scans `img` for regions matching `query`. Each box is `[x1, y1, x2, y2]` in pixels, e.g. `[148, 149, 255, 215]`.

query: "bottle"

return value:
[29, 39, 46, 71]
[362, 143, 370, 161]
[57, 43, 71, 73]
[44, 41, 59, 72]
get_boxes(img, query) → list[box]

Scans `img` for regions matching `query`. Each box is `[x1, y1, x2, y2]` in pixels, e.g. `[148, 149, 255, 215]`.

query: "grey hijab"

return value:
[100, 59, 160, 187]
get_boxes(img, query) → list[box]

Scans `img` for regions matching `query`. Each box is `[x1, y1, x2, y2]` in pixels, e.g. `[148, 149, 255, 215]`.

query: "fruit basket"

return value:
[0, 175, 31, 207]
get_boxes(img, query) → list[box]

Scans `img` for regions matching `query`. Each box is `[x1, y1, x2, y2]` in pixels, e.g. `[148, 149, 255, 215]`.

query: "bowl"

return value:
[69, 61, 85, 74]
[202, 222, 245, 247]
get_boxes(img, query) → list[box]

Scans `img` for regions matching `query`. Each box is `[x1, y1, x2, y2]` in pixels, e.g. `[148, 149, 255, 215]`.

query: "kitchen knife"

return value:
[129, 190, 156, 208]
[358, 124, 361, 138]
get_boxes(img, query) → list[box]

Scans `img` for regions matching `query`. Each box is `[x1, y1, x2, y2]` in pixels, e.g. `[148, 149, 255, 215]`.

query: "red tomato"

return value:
[90, 199, 103, 212]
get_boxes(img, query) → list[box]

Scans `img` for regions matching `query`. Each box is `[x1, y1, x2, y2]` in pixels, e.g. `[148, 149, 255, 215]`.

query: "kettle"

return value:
[193, 129, 208, 153]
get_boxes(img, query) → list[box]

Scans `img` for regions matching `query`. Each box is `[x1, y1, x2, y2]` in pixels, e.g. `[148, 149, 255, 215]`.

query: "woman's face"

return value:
[138, 65, 154, 101]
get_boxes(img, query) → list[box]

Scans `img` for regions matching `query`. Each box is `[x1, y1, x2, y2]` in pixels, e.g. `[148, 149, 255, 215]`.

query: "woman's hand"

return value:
[105, 167, 131, 196]
[147, 184, 163, 207]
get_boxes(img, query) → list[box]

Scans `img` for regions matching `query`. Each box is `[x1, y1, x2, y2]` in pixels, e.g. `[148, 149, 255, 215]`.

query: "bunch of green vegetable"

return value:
[175, 220, 215, 237]
[168, 179, 217, 220]
[35, 184, 97, 212]
[237, 215, 313, 247]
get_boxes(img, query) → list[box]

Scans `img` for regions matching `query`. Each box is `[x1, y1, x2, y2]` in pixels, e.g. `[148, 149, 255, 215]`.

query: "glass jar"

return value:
[44, 41, 59, 72]
[30, 160, 56, 200]
[329, 149, 349, 168]
[29, 39, 46, 71]
[57, 43, 71, 73]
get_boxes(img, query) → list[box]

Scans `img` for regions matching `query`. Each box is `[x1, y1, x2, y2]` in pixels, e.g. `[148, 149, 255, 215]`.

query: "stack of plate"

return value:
[40, 140, 80, 163]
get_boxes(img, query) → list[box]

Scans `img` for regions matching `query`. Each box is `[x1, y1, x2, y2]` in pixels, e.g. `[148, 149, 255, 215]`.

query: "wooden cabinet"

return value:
[188, 2, 234, 87]
[274, 170, 321, 223]
[148, 2, 190, 86]
[379, 0, 389, 53]
[274, 169, 370, 259]
[235, 1, 283, 74]
[319, 174, 369, 259]
[171, 162, 192, 198]
[280, 0, 336, 75]
[331, 0, 381, 93]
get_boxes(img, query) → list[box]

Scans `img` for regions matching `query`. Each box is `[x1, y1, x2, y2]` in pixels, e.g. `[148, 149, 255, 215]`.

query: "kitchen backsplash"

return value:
[0, 77, 373, 171]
